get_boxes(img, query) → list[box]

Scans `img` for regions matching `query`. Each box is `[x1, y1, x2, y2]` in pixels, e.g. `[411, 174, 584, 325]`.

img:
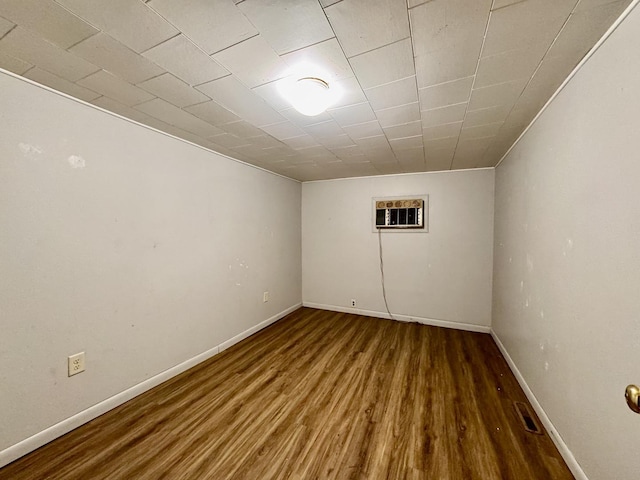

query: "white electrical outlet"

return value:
[68, 352, 85, 377]
[351, 299, 356, 307]
[263, 291, 269, 302]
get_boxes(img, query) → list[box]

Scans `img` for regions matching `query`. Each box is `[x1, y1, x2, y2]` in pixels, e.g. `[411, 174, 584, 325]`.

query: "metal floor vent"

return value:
[514, 401, 543, 435]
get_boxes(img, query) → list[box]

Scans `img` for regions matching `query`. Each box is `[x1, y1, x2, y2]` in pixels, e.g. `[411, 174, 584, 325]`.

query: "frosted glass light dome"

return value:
[289, 77, 332, 116]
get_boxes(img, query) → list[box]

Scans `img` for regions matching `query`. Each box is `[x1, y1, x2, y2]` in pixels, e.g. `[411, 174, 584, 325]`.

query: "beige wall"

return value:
[492, 5, 640, 480]
[302, 169, 495, 329]
[0, 71, 301, 457]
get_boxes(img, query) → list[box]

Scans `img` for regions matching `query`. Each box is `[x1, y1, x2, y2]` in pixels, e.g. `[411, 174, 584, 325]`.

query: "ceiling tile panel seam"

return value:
[0, 23, 16, 42]
[481, 0, 583, 158]
[444, 2, 494, 170]
[143, 1, 260, 56]
[316, 1, 371, 107]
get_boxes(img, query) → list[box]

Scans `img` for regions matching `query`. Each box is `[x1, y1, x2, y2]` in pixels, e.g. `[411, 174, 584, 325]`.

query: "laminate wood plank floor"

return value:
[0, 308, 574, 479]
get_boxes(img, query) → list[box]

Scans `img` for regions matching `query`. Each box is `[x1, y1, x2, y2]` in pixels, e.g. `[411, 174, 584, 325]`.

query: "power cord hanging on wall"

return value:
[377, 228, 395, 321]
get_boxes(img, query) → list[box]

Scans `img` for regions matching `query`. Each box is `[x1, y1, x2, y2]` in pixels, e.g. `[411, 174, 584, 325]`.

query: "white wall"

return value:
[302, 169, 494, 329]
[0, 71, 301, 460]
[492, 5, 640, 480]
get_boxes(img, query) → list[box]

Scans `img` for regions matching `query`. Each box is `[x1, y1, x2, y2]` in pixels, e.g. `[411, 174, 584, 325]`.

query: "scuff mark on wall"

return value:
[18, 142, 43, 157]
[67, 155, 86, 169]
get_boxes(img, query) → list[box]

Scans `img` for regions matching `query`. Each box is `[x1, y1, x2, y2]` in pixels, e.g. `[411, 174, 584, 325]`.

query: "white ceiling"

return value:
[0, 0, 631, 181]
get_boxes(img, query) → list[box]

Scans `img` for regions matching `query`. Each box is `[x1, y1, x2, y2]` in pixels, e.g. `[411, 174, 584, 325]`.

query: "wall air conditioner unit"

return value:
[373, 195, 428, 232]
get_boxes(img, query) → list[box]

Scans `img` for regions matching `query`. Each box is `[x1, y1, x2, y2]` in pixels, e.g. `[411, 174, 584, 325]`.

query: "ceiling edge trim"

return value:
[301, 167, 495, 184]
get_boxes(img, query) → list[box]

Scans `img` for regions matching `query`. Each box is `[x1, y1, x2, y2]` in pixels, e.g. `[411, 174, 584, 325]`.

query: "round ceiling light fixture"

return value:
[288, 77, 332, 116]
[278, 65, 342, 117]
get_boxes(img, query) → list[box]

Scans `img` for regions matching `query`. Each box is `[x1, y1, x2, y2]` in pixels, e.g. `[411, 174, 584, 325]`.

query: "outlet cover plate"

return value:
[68, 352, 85, 377]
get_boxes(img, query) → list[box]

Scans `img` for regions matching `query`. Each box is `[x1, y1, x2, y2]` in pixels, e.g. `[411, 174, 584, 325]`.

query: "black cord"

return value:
[378, 228, 394, 321]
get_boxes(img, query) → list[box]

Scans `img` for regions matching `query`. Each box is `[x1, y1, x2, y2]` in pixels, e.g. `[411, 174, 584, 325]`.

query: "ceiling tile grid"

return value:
[0, 0, 632, 180]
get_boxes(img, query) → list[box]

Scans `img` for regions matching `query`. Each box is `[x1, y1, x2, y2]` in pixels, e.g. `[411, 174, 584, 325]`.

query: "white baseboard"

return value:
[218, 303, 301, 352]
[0, 303, 301, 469]
[303, 302, 491, 333]
[490, 330, 588, 480]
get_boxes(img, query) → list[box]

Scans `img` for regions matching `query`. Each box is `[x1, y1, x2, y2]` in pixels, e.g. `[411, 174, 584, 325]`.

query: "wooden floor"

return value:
[0, 308, 574, 480]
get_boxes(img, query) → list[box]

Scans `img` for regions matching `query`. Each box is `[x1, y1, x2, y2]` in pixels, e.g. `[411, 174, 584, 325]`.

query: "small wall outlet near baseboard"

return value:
[68, 352, 85, 377]
[263, 291, 269, 303]
[351, 299, 357, 307]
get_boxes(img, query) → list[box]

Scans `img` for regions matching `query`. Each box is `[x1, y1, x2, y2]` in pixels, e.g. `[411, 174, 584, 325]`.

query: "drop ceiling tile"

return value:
[375, 102, 421, 128]
[138, 73, 209, 107]
[56, 0, 178, 53]
[142, 35, 229, 86]
[296, 145, 334, 157]
[383, 121, 422, 139]
[184, 100, 241, 126]
[320, 0, 342, 7]
[459, 121, 504, 140]
[394, 146, 425, 163]
[418, 76, 474, 110]
[218, 120, 265, 138]
[424, 136, 458, 151]
[134, 98, 224, 137]
[0, 51, 32, 75]
[304, 120, 346, 139]
[464, 104, 510, 127]
[70, 33, 164, 84]
[24, 67, 101, 102]
[348, 38, 415, 89]
[421, 102, 467, 127]
[0, 0, 97, 49]
[78, 70, 154, 105]
[325, 0, 410, 58]
[91, 95, 163, 125]
[425, 148, 454, 171]
[342, 120, 385, 139]
[546, 0, 629, 60]
[330, 76, 368, 108]
[147, 0, 258, 54]
[410, 0, 491, 57]
[0, 27, 99, 81]
[523, 56, 573, 96]
[422, 121, 462, 140]
[364, 76, 419, 111]
[468, 78, 527, 111]
[280, 108, 333, 127]
[0, 16, 14, 37]
[196, 75, 285, 126]
[482, 0, 574, 58]
[389, 135, 424, 151]
[451, 137, 494, 170]
[575, 0, 631, 11]
[373, 162, 402, 175]
[282, 38, 354, 81]
[213, 35, 287, 88]
[252, 80, 291, 111]
[230, 143, 263, 158]
[474, 45, 547, 88]
[492, 0, 524, 8]
[414, 47, 480, 88]
[238, 0, 334, 54]
[244, 135, 284, 149]
[328, 102, 376, 127]
[317, 134, 357, 149]
[259, 122, 306, 140]
[207, 132, 251, 148]
[355, 134, 392, 150]
[330, 144, 366, 158]
[281, 134, 320, 149]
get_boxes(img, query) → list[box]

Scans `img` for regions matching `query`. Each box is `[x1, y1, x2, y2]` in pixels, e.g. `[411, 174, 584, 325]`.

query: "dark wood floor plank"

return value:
[0, 308, 574, 480]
